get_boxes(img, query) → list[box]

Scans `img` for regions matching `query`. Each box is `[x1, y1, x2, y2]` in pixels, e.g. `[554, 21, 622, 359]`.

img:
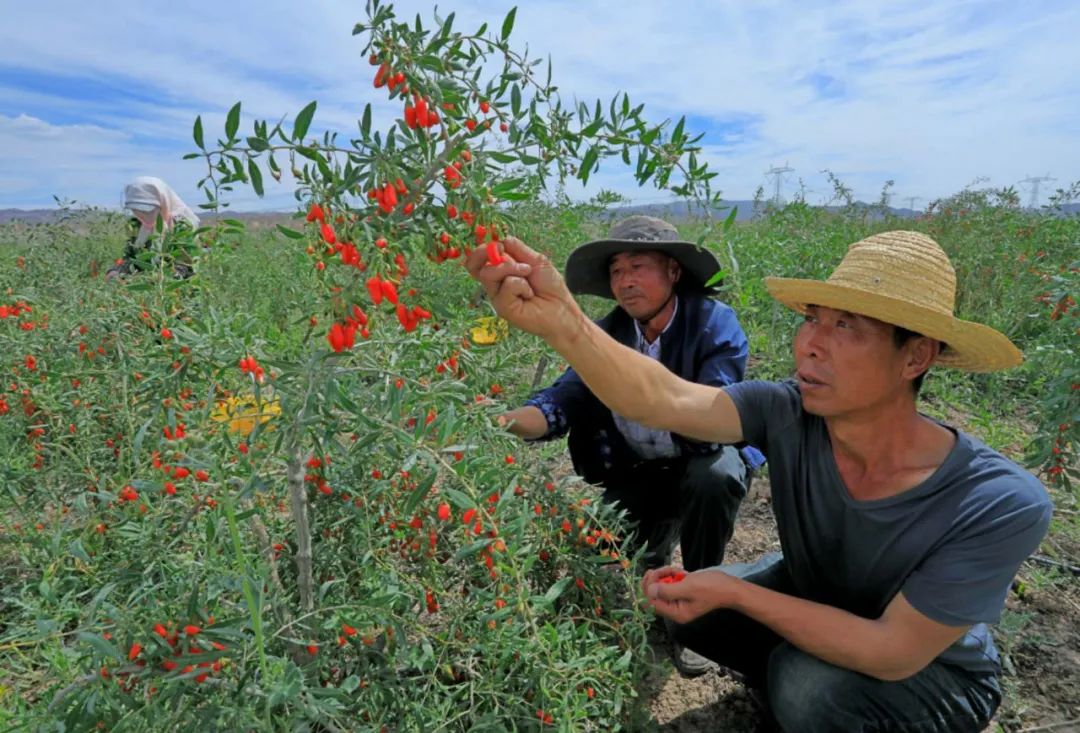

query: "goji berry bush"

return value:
[0, 4, 727, 731]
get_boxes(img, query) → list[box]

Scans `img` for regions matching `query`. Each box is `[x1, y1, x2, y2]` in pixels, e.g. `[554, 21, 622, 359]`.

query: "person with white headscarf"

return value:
[107, 177, 201, 279]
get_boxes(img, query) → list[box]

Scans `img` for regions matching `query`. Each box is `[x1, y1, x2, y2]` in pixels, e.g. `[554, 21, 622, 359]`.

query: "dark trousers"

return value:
[669, 554, 1002, 733]
[599, 445, 748, 571]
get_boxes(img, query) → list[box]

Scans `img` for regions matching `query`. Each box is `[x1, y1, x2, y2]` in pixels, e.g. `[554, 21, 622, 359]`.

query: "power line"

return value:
[904, 196, 923, 212]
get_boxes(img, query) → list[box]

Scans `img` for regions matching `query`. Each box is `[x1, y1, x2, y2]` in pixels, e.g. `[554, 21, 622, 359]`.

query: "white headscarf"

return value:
[124, 177, 200, 246]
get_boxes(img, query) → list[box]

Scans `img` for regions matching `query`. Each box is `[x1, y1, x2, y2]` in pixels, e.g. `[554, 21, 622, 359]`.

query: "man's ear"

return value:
[903, 337, 940, 381]
[668, 257, 681, 284]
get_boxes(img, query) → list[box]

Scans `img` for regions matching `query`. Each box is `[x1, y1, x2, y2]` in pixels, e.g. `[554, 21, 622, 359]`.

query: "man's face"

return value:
[608, 251, 680, 321]
[792, 305, 914, 417]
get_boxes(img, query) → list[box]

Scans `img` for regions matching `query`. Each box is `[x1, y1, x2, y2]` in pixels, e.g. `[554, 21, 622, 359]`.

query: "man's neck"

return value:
[638, 295, 678, 344]
[825, 396, 956, 500]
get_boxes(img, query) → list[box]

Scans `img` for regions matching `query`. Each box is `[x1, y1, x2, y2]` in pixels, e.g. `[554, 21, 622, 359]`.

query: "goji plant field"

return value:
[1, 4, 1078, 732]
[1, 192, 1077, 732]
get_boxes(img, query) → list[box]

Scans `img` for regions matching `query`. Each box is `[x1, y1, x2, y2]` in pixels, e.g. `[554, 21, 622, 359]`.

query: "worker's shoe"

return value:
[672, 642, 719, 678]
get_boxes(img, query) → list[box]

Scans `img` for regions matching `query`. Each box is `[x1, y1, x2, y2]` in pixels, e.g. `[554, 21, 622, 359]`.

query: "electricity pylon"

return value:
[765, 163, 794, 206]
[1019, 174, 1055, 209]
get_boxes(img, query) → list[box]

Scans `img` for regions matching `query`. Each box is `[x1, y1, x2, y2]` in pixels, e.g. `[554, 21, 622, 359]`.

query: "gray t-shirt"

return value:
[726, 379, 1053, 674]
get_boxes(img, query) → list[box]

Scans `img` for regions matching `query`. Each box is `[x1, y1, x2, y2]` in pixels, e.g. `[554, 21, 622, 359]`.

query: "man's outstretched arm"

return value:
[467, 237, 745, 445]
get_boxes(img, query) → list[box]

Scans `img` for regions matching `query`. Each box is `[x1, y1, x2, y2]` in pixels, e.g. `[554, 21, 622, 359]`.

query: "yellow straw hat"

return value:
[764, 230, 1022, 373]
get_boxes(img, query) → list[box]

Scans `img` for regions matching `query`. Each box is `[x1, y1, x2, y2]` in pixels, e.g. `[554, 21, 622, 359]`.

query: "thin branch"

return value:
[1026, 554, 1080, 576]
[1019, 719, 1080, 732]
[247, 508, 292, 620]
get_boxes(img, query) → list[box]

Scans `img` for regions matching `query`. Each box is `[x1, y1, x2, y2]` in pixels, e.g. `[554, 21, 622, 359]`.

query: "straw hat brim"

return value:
[764, 277, 1023, 373]
[565, 239, 722, 299]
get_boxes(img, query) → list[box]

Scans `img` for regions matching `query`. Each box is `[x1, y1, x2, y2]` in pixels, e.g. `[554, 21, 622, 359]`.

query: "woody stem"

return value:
[287, 447, 315, 614]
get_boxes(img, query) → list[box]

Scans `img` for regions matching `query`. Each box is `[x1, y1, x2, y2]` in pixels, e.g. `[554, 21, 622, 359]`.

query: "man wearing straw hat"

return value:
[467, 230, 1052, 732]
[498, 216, 764, 676]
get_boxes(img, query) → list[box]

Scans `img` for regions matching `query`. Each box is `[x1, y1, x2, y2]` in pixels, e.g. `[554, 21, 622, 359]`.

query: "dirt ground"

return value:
[636, 477, 1080, 733]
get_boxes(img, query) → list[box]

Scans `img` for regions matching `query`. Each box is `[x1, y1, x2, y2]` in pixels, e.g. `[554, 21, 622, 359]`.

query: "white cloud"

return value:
[1, 1, 1078, 210]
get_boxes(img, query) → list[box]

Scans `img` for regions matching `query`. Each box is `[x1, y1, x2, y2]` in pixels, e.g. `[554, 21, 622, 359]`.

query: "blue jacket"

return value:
[524, 293, 766, 483]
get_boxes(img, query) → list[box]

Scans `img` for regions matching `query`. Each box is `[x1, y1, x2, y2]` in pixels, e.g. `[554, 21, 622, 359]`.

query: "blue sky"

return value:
[1, 0, 1078, 212]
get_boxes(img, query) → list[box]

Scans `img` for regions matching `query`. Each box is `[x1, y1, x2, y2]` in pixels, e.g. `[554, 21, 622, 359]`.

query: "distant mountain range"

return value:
[613, 199, 1080, 221]
[2, 200, 1077, 225]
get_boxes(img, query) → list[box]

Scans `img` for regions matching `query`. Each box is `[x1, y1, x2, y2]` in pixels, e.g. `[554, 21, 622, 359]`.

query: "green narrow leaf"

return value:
[581, 118, 603, 137]
[69, 539, 91, 564]
[248, 160, 264, 197]
[225, 102, 242, 140]
[318, 579, 341, 603]
[193, 116, 205, 150]
[246, 136, 270, 152]
[293, 101, 317, 142]
[131, 417, 152, 460]
[541, 576, 572, 605]
[511, 84, 521, 116]
[491, 178, 525, 198]
[78, 632, 121, 661]
[497, 190, 531, 201]
[579, 147, 598, 184]
[404, 470, 438, 514]
[276, 224, 304, 240]
[442, 488, 474, 510]
[500, 7, 517, 39]
[440, 11, 456, 36]
[704, 269, 728, 288]
[361, 104, 372, 136]
[671, 116, 686, 144]
[454, 538, 493, 561]
[723, 205, 739, 232]
[88, 582, 117, 619]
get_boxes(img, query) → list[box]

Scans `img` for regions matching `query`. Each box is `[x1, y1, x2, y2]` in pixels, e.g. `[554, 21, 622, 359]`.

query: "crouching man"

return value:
[469, 229, 1051, 732]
